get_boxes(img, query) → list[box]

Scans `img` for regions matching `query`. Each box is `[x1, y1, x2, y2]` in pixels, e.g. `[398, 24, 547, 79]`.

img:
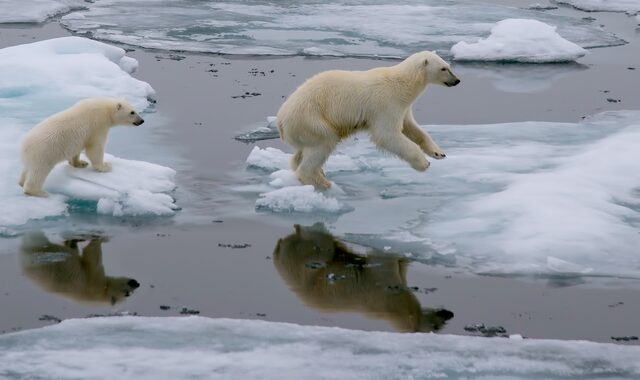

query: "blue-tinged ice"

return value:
[239, 111, 640, 281]
[0, 37, 177, 232]
[0, 316, 638, 379]
[58, 0, 625, 58]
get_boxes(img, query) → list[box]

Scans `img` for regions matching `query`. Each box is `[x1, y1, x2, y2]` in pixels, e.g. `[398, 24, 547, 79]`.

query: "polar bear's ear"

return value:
[116, 102, 122, 111]
[423, 58, 429, 66]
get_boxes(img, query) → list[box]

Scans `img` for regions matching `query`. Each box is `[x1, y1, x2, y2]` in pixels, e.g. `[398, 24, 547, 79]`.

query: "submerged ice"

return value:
[58, 0, 624, 58]
[240, 111, 640, 281]
[0, 37, 177, 231]
[0, 316, 639, 379]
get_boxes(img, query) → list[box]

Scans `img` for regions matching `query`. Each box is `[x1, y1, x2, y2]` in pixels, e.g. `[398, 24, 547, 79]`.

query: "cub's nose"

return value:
[128, 279, 140, 288]
[134, 118, 144, 126]
[453, 78, 461, 86]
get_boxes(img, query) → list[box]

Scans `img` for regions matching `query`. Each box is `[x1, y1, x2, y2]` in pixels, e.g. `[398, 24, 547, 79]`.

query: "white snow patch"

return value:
[256, 186, 350, 214]
[451, 19, 587, 63]
[0, 316, 639, 379]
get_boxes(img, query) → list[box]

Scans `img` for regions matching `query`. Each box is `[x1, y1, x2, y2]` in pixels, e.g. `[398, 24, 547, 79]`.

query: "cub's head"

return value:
[113, 99, 144, 127]
[408, 51, 460, 87]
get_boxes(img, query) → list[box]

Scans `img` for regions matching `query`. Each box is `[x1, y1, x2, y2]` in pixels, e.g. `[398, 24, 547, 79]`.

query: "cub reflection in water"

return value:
[274, 225, 453, 332]
[20, 232, 139, 305]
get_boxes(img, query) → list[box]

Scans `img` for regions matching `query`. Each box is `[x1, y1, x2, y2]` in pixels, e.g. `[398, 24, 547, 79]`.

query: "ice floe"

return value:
[239, 111, 640, 281]
[0, 0, 85, 24]
[451, 19, 587, 63]
[58, 0, 624, 58]
[0, 316, 639, 379]
[556, 0, 640, 12]
[0, 37, 177, 230]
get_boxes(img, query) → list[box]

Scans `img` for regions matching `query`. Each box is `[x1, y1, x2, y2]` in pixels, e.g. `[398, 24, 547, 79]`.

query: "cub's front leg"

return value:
[85, 144, 111, 172]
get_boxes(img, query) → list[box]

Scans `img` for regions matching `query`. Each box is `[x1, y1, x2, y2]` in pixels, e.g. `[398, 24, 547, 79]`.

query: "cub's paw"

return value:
[24, 189, 49, 198]
[95, 162, 112, 173]
[70, 159, 89, 168]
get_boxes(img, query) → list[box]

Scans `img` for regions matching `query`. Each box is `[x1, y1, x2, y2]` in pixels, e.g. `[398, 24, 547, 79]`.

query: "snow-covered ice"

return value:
[451, 19, 587, 63]
[0, 316, 638, 379]
[0, 37, 177, 230]
[239, 111, 640, 281]
[0, 0, 85, 24]
[58, 0, 624, 58]
[556, 0, 640, 12]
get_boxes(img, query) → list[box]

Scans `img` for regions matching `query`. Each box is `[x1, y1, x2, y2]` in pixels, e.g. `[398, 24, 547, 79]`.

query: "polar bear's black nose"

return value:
[453, 79, 461, 86]
[134, 119, 144, 126]
[128, 279, 140, 288]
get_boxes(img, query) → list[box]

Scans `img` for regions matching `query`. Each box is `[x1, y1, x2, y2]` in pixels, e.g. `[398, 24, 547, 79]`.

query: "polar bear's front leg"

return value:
[68, 154, 89, 168]
[402, 110, 446, 160]
[86, 144, 111, 172]
[370, 118, 430, 172]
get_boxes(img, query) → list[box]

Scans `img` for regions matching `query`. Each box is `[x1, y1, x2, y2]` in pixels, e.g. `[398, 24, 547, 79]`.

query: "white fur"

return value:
[277, 51, 460, 189]
[19, 97, 144, 197]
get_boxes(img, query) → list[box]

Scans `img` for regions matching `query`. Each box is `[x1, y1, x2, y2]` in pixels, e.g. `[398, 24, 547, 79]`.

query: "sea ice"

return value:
[58, 0, 624, 58]
[0, 0, 85, 24]
[239, 111, 640, 281]
[451, 19, 587, 63]
[0, 37, 176, 230]
[556, 0, 640, 12]
[0, 316, 638, 379]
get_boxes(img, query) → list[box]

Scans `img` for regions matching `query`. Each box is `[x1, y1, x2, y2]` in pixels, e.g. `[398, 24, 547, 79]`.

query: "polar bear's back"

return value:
[277, 67, 395, 140]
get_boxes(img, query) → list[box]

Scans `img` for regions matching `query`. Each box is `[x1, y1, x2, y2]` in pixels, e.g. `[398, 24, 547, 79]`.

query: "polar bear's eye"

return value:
[441, 68, 447, 71]
[130, 111, 135, 115]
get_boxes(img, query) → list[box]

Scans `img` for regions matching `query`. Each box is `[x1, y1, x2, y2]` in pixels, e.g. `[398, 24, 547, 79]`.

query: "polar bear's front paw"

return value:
[95, 162, 112, 172]
[426, 146, 446, 160]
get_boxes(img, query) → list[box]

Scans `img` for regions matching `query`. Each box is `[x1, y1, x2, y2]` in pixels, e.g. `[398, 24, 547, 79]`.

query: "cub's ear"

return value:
[116, 102, 122, 111]
[424, 58, 429, 66]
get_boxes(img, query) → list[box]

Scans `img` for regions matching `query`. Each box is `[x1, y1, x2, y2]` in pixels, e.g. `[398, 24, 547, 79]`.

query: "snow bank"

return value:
[0, 37, 175, 229]
[451, 19, 587, 63]
[556, 0, 640, 12]
[0, 316, 638, 379]
[239, 111, 640, 280]
[0, 0, 85, 24]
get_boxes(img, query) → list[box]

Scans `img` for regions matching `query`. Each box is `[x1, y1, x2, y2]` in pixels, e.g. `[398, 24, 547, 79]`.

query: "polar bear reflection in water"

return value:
[274, 225, 453, 333]
[20, 232, 139, 305]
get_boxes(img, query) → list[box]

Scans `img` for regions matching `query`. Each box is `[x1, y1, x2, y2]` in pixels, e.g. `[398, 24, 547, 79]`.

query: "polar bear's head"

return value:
[114, 100, 145, 127]
[405, 51, 460, 88]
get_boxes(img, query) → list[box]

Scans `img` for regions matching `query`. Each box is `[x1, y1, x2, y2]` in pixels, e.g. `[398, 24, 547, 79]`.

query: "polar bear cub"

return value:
[19, 97, 144, 197]
[277, 51, 460, 189]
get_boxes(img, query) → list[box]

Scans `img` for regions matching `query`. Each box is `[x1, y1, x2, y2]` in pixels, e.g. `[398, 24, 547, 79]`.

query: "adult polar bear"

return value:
[277, 51, 460, 189]
[19, 97, 144, 197]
